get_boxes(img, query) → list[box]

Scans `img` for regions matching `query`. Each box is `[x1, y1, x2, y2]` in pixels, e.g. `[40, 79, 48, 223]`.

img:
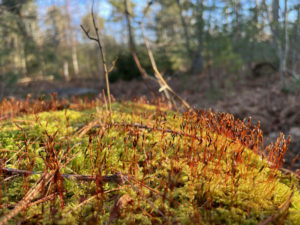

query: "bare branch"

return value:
[123, 0, 158, 97]
[1, 168, 131, 185]
[108, 56, 119, 73]
[139, 1, 190, 110]
[80, 25, 98, 42]
[80, 0, 112, 119]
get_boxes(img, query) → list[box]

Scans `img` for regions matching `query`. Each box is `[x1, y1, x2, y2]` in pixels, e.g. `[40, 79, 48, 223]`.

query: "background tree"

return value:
[0, 0, 299, 90]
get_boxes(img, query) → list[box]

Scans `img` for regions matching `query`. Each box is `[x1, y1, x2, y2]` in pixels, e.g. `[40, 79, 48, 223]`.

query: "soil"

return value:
[1, 72, 299, 169]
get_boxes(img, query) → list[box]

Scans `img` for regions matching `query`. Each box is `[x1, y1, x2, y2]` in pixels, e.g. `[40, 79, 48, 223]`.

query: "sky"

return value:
[36, 0, 299, 22]
[36, 0, 147, 43]
[37, 0, 113, 18]
[36, 0, 298, 43]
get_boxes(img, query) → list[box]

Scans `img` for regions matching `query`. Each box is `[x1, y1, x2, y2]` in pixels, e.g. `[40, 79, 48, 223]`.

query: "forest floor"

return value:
[1, 72, 299, 169]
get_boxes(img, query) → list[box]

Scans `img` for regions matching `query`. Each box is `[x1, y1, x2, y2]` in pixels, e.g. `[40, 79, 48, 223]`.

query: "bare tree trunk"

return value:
[72, 44, 79, 76]
[65, 0, 79, 77]
[21, 48, 26, 75]
[64, 61, 70, 82]
[12, 37, 19, 73]
[175, 0, 192, 56]
[281, 0, 289, 86]
[123, 0, 152, 82]
[235, 0, 241, 27]
[49, 0, 59, 75]
[191, 0, 204, 74]
[292, 6, 300, 74]
[15, 18, 35, 77]
[270, 0, 284, 85]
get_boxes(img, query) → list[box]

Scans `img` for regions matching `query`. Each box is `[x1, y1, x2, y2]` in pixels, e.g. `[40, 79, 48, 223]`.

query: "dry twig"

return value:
[0, 171, 55, 225]
[80, 0, 113, 119]
[139, 1, 190, 110]
[1, 168, 130, 185]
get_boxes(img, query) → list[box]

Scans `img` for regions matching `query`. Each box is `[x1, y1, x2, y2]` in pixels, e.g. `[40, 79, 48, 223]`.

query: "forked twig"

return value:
[80, 0, 113, 119]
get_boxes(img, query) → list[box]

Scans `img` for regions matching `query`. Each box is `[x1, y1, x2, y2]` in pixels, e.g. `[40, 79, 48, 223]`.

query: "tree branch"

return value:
[139, 1, 190, 110]
[80, 0, 112, 119]
[1, 168, 130, 185]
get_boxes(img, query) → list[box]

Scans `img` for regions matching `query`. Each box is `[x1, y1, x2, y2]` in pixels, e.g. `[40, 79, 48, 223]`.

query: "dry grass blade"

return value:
[27, 192, 57, 208]
[257, 191, 294, 225]
[65, 187, 122, 217]
[0, 171, 55, 225]
[75, 119, 99, 137]
[131, 177, 163, 198]
[279, 167, 300, 180]
[123, 176, 171, 223]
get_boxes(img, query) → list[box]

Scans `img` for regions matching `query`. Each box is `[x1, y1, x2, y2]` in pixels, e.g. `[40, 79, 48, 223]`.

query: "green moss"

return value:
[0, 101, 299, 224]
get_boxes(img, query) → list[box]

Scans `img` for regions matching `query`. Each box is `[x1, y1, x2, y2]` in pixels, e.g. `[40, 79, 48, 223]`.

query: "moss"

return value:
[0, 101, 299, 224]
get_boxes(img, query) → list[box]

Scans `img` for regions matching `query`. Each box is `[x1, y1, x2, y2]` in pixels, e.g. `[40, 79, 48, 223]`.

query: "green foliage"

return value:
[109, 46, 173, 82]
[0, 101, 299, 224]
[109, 50, 141, 82]
[281, 78, 300, 93]
[0, 72, 22, 86]
[0, 0, 299, 86]
[205, 35, 243, 74]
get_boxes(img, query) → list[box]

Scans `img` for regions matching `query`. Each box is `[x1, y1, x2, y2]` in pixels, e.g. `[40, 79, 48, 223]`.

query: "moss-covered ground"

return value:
[0, 99, 299, 224]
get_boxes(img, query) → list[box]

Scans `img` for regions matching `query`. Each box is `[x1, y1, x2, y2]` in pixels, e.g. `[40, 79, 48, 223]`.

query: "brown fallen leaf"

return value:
[108, 194, 134, 224]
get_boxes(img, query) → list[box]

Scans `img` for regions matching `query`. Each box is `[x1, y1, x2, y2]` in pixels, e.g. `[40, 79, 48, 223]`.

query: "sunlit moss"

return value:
[0, 101, 299, 224]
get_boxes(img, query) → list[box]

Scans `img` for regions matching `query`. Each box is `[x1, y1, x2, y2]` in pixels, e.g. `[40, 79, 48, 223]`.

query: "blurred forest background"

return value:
[0, 0, 300, 166]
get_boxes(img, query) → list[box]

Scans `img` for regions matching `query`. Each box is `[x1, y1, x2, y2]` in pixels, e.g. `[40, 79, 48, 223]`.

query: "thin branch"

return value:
[1, 168, 130, 185]
[139, 22, 174, 108]
[77, 121, 204, 143]
[80, 0, 112, 119]
[123, 0, 158, 97]
[80, 25, 97, 42]
[27, 192, 57, 208]
[108, 56, 119, 73]
[139, 1, 190, 110]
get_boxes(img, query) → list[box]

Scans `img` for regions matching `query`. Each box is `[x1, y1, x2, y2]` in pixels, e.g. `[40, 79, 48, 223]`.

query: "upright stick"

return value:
[80, 0, 113, 119]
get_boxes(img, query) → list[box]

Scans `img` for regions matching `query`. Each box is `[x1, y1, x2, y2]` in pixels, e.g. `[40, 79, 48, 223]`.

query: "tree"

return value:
[64, 0, 79, 77]
[190, 0, 204, 73]
[0, 0, 41, 77]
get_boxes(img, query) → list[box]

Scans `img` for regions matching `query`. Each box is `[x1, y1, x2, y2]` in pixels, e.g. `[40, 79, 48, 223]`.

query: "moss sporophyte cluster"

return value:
[0, 98, 299, 224]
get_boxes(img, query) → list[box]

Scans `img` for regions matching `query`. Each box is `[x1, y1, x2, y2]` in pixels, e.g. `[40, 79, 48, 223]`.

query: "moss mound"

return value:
[0, 100, 299, 224]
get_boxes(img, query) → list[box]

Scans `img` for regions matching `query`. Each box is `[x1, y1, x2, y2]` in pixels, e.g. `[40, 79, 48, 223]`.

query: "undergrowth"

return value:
[0, 96, 299, 224]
